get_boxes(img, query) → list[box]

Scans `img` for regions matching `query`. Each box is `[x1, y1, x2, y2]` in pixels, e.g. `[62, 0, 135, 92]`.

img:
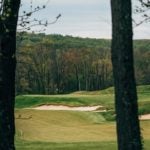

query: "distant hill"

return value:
[16, 33, 150, 94]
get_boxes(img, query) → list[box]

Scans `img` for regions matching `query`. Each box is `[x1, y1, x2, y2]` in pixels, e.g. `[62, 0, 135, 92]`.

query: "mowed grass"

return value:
[15, 109, 150, 150]
[16, 141, 118, 150]
[15, 85, 150, 149]
[16, 140, 118, 150]
[15, 140, 150, 150]
[15, 109, 117, 149]
[15, 110, 114, 142]
[15, 85, 150, 114]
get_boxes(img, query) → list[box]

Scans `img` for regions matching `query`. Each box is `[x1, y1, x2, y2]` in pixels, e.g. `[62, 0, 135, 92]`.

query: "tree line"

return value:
[16, 33, 150, 94]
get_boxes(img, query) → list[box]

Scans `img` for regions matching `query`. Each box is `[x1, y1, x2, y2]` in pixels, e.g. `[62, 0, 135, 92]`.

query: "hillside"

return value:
[16, 33, 150, 95]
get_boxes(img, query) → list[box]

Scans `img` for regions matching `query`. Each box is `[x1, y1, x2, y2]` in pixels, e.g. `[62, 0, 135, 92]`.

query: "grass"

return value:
[15, 94, 114, 109]
[73, 85, 150, 95]
[138, 101, 150, 115]
[15, 109, 150, 149]
[15, 85, 150, 114]
[15, 85, 150, 149]
[15, 110, 114, 142]
[15, 140, 150, 150]
[16, 141, 117, 150]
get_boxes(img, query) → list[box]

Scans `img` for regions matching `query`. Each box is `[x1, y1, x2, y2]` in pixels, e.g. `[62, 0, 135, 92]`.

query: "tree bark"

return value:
[111, 0, 142, 150]
[0, 0, 20, 149]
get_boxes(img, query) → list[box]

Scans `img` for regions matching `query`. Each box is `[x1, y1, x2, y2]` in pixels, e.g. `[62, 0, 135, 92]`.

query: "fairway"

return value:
[15, 110, 116, 142]
[15, 110, 150, 150]
[15, 85, 150, 150]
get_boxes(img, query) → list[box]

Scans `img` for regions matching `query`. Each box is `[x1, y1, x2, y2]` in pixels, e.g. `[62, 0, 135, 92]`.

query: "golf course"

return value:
[15, 85, 150, 150]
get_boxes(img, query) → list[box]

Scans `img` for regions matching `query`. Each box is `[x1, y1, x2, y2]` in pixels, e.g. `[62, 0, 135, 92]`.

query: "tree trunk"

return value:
[0, 0, 20, 149]
[75, 65, 81, 91]
[111, 0, 142, 150]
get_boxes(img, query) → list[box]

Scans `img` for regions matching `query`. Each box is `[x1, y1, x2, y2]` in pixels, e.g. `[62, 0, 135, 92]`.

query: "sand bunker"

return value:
[32, 105, 104, 112]
[29, 105, 150, 120]
[139, 114, 150, 120]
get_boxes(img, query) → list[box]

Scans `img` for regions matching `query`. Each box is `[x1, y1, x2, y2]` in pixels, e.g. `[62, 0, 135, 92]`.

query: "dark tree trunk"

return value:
[0, 0, 20, 149]
[111, 0, 142, 150]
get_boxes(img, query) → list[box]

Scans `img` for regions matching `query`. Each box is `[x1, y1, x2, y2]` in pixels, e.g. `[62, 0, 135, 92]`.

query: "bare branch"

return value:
[139, 0, 150, 7]
[17, 0, 61, 33]
[133, 16, 150, 27]
[17, 14, 61, 31]
[133, 0, 150, 26]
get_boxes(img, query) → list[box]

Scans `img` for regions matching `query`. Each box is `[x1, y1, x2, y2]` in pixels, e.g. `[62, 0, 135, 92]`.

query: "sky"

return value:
[20, 0, 150, 39]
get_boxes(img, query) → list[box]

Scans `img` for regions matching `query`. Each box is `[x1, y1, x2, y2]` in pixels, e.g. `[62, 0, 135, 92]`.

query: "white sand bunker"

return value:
[32, 105, 104, 112]
[139, 114, 150, 120]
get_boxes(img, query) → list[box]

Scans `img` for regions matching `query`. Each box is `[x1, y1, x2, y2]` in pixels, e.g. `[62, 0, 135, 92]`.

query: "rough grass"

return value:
[73, 85, 150, 95]
[15, 85, 150, 114]
[15, 94, 114, 109]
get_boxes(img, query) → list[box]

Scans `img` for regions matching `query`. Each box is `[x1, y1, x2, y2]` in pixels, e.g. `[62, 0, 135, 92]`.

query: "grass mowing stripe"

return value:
[15, 141, 117, 150]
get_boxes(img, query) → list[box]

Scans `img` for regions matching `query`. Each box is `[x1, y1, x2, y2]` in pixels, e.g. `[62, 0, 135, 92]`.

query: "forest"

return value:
[16, 32, 150, 94]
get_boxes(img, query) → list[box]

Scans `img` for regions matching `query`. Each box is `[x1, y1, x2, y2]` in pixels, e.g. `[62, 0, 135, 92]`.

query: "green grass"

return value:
[138, 101, 150, 115]
[15, 85, 150, 149]
[15, 140, 150, 150]
[16, 141, 117, 150]
[73, 85, 150, 95]
[101, 111, 116, 121]
[15, 110, 114, 142]
[15, 109, 150, 150]
[15, 85, 150, 114]
[15, 94, 114, 109]
[137, 85, 150, 93]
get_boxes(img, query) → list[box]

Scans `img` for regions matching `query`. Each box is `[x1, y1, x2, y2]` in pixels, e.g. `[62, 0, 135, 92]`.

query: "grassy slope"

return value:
[15, 85, 150, 114]
[15, 109, 150, 150]
[15, 110, 115, 142]
[15, 85, 150, 149]
[15, 94, 113, 109]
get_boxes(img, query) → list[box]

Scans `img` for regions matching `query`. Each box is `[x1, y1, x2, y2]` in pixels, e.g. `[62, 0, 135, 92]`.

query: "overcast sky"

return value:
[20, 0, 150, 39]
